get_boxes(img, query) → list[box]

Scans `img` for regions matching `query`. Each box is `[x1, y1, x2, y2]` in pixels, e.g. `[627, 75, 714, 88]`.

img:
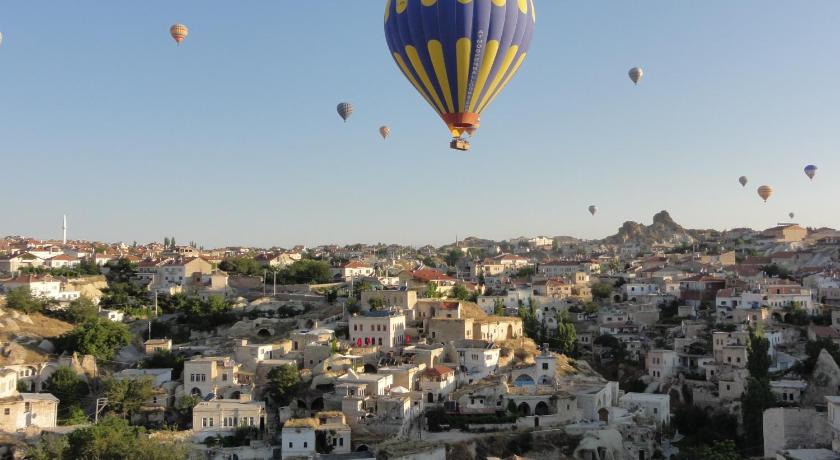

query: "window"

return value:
[333, 438, 337, 446]
[289, 442, 293, 448]
[339, 438, 344, 446]
[222, 374, 228, 381]
[202, 418, 207, 427]
[190, 374, 195, 382]
[3, 408, 9, 415]
[209, 418, 213, 427]
[303, 442, 308, 448]
[653, 408, 658, 414]
[542, 363, 549, 370]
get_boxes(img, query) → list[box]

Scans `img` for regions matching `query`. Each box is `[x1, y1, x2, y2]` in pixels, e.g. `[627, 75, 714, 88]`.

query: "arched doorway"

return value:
[534, 401, 549, 416]
[363, 364, 377, 374]
[257, 329, 271, 338]
[355, 445, 370, 452]
[598, 407, 609, 422]
[427, 392, 435, 403]
[229, 391, 241, 400]
[517, 402, 531, 416]
[772, 312, 782, 322]
[507, 324, 513, 339]
[296, 400, 307, 409]
[191, 387, 202, 397]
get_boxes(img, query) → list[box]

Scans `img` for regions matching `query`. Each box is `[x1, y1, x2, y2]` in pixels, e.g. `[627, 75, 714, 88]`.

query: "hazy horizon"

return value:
[2, 1, 838, 247]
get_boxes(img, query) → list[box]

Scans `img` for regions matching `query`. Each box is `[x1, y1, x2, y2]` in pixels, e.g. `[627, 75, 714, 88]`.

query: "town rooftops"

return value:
[339, 261, 371, 269]
[422, 365, 454, 378]
[5, 274, 55, 284]
[410, 269, 455, 282]
[283, 418, 319, 429]
[811, 326, 840, 340]
[364, 310, 403, 318]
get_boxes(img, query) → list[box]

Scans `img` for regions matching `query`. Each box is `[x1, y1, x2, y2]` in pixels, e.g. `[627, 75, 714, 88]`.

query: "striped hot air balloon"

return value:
[757, 185, 773, 203]
[739, 176, 748, 187]
[384, 0, 536, 146]
[804, 164, 817, 180]
[337, 103, 353, 122]
[379, 126, 391, 139]
[170, 24, 188, 45]
[628, 67, 644, 85]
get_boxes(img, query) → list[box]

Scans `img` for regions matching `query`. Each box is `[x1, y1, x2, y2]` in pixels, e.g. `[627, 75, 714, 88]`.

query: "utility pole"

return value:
[94, 398, 108, 424]
[154, 291, 158, 317]
[263, 270, 267, 296]
[273, 271, 277, 296]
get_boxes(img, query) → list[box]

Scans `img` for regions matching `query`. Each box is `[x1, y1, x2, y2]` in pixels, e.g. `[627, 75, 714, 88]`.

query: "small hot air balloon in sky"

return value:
[628, 67, 644, 85]
[170, 24, 188, 45]
[757, 185, 774, 203]
[588, 205, 598, 216]
[384, 0, 536, 151]
[804, 164, 818, 180]
[739, 176, 748, 187]
[789, 212, 795, 220]
[337, 103, 353, 122]
[379, 126, 391, 140]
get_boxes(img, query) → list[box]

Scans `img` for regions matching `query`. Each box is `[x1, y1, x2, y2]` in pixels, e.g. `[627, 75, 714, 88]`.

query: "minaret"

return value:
[62, 215, 67, 245]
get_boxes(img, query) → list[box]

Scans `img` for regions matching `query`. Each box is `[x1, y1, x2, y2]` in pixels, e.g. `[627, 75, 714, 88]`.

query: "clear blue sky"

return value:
[1, 1, 839, 248]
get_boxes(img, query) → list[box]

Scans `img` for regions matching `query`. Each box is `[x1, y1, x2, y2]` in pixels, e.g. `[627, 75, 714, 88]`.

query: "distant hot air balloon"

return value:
[789, 212, 795, 220]
[384, 0, 536, 150]
[379, 126, 391, 140]
[757, 185, 774, 203]
[628, 67, 644, 85]
[588, 205, 598, 216]
[337, 103, 353, 122]
[170, 24, 188, 45]
[739, 176, 748, 187]
[804, 164, 818, 180]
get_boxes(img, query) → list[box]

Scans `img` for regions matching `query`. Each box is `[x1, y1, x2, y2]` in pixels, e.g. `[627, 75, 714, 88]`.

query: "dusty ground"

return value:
[0, 306, 74, 365]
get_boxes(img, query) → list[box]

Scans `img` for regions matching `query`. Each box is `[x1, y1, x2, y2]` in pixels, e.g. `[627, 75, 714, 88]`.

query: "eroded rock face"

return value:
[573, 429, 624, 460]
[803, 349, 840, 406]
[604, 210, 696, 245]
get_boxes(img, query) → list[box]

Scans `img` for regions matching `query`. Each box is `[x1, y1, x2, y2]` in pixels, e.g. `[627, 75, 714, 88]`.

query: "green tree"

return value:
[680, 440, 741, 460]
[367, 296, 385, 311]
[275, 259, 333, 284]
[141, 350, 185, 380]
[449, 283, 471, 301]
[102, 376, 154, 420]
[424, 282, 440, 299]
[493, 298, 506, 316]
[590, 282, 614, 301]
[173, 395, 199, 427]
[164, 237, 170, 248]
[61, 416, 188, 460]
[444, 249, 461, 268]
[23, 433, 69, 460]
[54, 318, 132, 361]
[747, 330, 771, 380]
[45, 366, 89, 422]
[555, 315, 577, 356]
[741, 377, 775, 457]
[514, 266, 536, 279]
[64, 296, 98, 324]
[105, 258, 138, 283]
[5, 287, 48, 314]
[266, 364, 301, 405]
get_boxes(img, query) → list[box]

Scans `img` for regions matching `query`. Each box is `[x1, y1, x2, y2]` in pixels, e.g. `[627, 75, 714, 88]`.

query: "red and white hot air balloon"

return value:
[170, 24, 188, 45]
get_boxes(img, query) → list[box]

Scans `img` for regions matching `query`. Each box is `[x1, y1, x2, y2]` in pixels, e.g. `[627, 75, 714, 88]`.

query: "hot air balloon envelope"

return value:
[384, 0, 536, 143]
[588, 206, 597, 216]
[379, 126, 391, 139]
[629, 67, 644, 85]
[804, 165, 818, 180]
[757, 185, 773, 202]
[789, 212, 795, 219]
[739, 176, 748, 187]
[170, 24, 188, 44]
[337, 103, 353, 122]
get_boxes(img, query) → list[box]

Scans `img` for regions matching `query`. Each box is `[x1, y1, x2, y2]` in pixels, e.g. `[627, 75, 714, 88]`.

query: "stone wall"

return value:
[763, 407, 831, 457]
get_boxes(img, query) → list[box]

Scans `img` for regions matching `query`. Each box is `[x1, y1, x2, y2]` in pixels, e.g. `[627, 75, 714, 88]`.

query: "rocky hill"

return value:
[603, 210, 697, 245]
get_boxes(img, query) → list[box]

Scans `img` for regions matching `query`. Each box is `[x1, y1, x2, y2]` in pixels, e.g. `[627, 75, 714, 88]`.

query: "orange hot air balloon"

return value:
[379, 126, 391, 140]
[170, 24, 188, 45]
[757, 185, 773, 203]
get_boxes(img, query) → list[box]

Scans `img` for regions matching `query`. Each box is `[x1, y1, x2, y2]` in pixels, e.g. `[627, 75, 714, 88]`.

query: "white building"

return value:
[646, 350, 678, 380]
[281, 418, 317, 459]
[419, 365, 456, 404]
[349, 311, 406, 352]
[192, 398, 266, 442]
[619, 392, 670, 426]
[454, 340, 500, 384]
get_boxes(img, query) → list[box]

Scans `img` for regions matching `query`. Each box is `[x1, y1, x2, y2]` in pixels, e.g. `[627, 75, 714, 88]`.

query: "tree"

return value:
[493, 298, 506, 316]
[555, 316, 577, 356]
[105, 258, 138, 283]
[367, 297, 385, 311]
[173, 395, 199, 427]
[64, 296, 98, 324]
[102, 376, 154, 420]
[23, 433, 69, 460]
[141, 351, 185, 380]
[424, 282, 440, 299]
[275, 259, 332, 284]
[590, 282, 614, 301]
[444, 249, 461, 268]
[449, 283, 471, 301]
[741, 377, 775, 457]
[266, 364, 301, 405]
[60, 416, 188, 460]
[170, 236, 176, 248]
[164, 237, 170, 248]
[45, 366, 89, 422]
[514, 266, 536, 279]
[54, 318, 132, 361]
[747, 330, 771, 380]
[5, 287, 48, 314]
[680, 440, 741, 460]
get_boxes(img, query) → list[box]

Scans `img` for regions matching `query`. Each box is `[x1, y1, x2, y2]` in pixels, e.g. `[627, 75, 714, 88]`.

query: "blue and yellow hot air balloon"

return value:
[384, 0, 536, 151]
